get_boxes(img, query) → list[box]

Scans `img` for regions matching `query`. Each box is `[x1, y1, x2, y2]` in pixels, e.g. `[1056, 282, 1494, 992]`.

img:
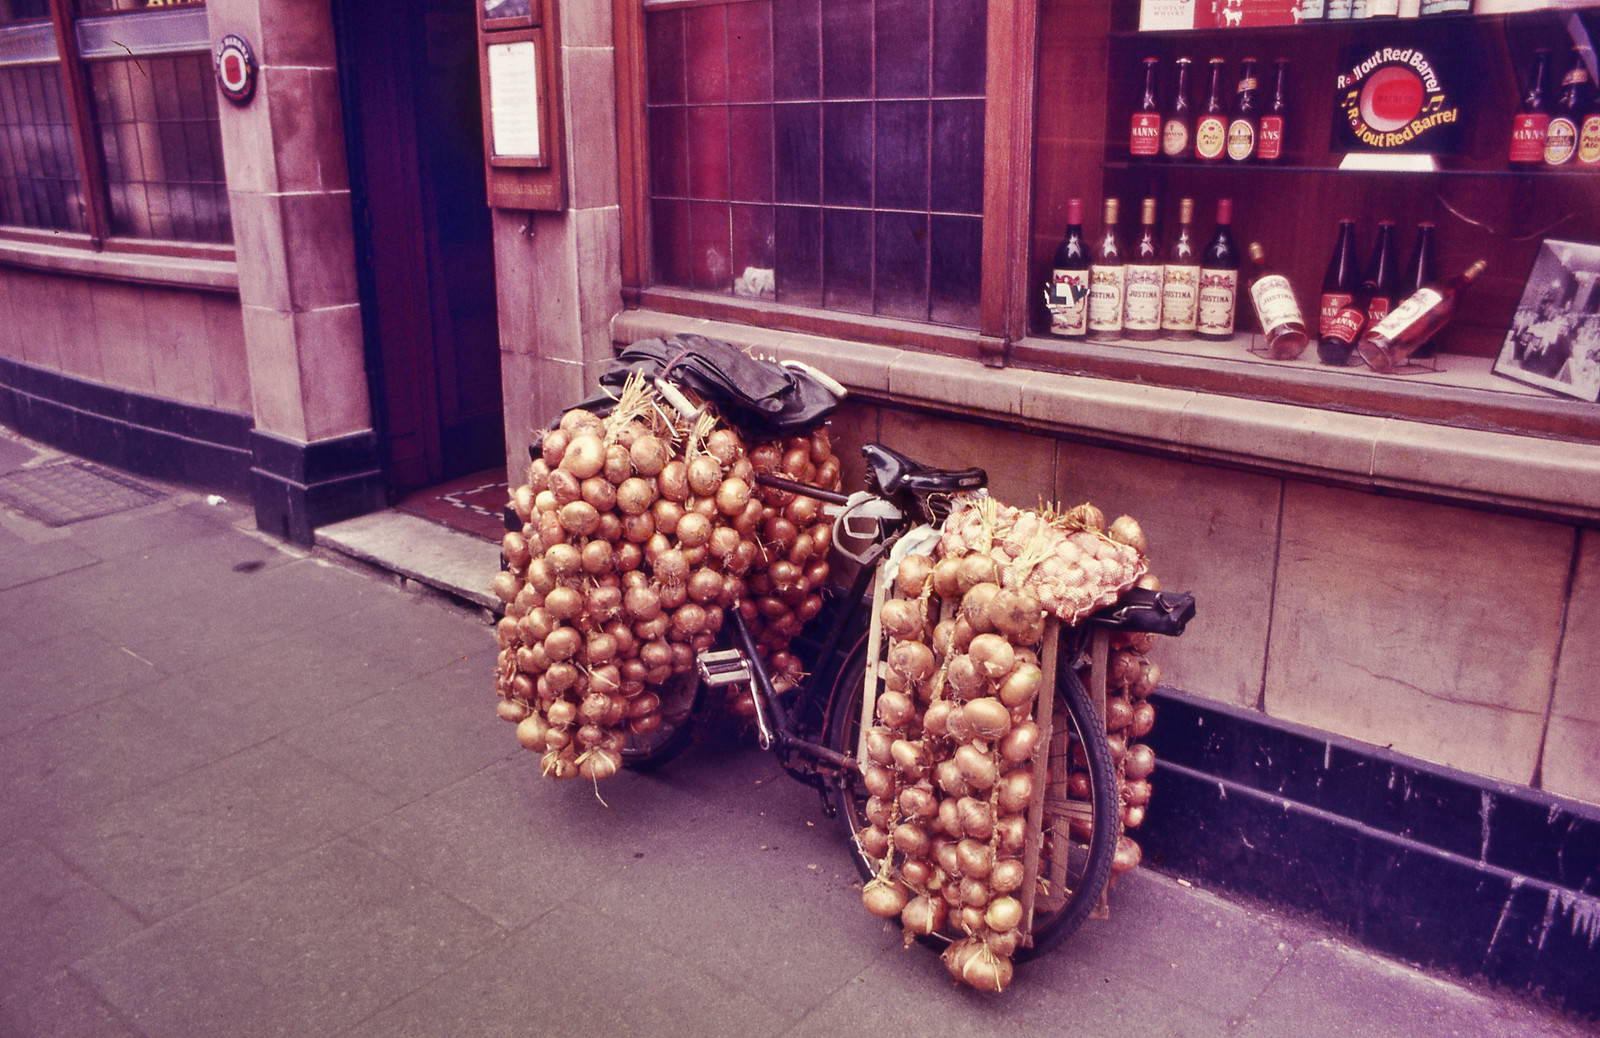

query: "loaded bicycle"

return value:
[495, 334, 1194, 990]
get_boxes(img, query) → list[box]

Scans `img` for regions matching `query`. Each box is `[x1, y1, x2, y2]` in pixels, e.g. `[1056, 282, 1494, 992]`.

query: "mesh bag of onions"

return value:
[856, 496, 1165, 993]
[489, 374, 841, 781]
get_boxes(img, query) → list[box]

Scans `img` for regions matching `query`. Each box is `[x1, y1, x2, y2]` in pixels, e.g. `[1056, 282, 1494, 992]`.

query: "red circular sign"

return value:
[1360, 66, 1425, 132]
[214, 34, 256, 105]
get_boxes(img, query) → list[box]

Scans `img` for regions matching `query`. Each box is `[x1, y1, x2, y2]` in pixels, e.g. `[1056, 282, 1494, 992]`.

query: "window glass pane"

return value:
[0, 1, 52, 26]
[0, 63, 85, 232]
[74, 0, 202, 13]
[87, 52, 230, 243]
[644, 0, 985, 330]
[0, 20, 57, 64]
[76, 8, 209, 59]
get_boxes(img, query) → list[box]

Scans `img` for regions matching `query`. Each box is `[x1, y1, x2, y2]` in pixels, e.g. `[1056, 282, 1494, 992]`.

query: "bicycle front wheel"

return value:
[824, 631, 1119, 961]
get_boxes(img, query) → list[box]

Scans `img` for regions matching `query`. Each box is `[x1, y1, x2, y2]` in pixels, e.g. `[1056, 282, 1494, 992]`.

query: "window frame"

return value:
[613, 0, 1036, 365]
[0, 0, 231, 260]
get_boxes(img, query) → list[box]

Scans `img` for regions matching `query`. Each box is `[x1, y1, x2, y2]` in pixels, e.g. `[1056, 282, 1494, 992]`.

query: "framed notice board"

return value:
[477, 0, 565, 210]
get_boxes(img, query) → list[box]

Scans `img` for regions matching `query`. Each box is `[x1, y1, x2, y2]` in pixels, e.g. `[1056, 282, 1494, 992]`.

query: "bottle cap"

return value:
[1104, 197, 1120, 222]
[1464, 259, 1487, 279]
[1141, 197, 1158, 222]
[1247, 241, 1267, 263]
[1144, 56, 1159, 65]
[1067, 197, 1084, 224]
[1416, 221, 1435, 230]
[1217, 198, 1233, 223]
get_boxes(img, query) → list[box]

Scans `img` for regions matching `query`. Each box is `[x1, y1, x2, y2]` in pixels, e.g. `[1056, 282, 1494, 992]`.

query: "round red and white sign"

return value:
[214, 34, 256, 105]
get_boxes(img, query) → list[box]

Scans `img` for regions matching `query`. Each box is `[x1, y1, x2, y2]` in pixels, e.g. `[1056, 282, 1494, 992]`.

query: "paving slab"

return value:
[74, 838, 503, 1038]
[317, 510, 501, 610]
[0, 969, 141, 1038]
[0, 627, 164, 738]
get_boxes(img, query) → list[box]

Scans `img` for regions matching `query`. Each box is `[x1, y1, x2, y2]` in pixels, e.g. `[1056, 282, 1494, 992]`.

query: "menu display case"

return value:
[1022, 0, 1600, 434]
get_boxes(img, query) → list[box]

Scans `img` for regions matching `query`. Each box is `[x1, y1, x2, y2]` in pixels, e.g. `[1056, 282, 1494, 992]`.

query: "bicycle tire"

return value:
[620, 670, 700, 773]
[823, 631, 1120, 961]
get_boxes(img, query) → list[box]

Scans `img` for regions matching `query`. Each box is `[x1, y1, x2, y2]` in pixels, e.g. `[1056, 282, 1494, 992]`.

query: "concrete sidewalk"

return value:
[0, 434, 1592, 1038]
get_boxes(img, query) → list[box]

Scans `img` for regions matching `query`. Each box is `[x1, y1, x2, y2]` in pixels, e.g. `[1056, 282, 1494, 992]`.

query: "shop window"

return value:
[639, 0, 987, 328]
[0, 0, 227, 247]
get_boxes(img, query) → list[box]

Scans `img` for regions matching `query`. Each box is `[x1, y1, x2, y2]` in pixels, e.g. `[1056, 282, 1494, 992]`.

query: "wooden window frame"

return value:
[0, 0, 232, 260]
[613, 0, 1038, 366]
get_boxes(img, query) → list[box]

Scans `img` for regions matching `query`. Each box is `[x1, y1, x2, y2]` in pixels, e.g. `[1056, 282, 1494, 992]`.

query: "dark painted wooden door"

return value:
[336, 0, 503, 494]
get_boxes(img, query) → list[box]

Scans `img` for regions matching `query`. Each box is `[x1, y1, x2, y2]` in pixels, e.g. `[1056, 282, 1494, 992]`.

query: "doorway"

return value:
[335, 0, 504, 502]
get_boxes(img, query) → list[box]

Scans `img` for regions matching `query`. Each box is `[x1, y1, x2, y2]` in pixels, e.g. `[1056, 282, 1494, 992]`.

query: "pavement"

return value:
[0, 428, 1594, 1038]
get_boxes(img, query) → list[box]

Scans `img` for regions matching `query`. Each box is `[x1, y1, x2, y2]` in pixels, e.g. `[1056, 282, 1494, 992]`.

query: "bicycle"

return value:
[615, 436, 1196, 960]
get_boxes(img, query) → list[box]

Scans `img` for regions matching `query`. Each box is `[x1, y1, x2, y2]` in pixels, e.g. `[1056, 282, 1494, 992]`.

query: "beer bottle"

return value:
[1088, 197, 1126, 340]
[1362, 220, 1400, 326]
[1195, 58, 1228, 164]
[1047, 197, 1092, 339]
[1398, 222, 1438, 358]
[1359, 260, 1487, 373]
[1227, 58, 1260, 163]
[1131, 57, 1162, 160]
[1581, 93, 1600, 167]
[1544, 49, 1592, 167]
[1509, 49, 1551, 167]
[1258, 59, 1288, 162]
[1162, 197, 1201, 340]
[1162, 58, 1194, 162]
[1317, 218, 1363, 364]
[1197, 198, 1239, 341]
[1246, 242, 1310, 360]
[1124, 198, 1164, 340]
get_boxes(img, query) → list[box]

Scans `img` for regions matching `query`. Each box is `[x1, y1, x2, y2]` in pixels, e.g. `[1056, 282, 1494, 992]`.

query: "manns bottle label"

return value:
[1257, 116, 1283, 160]
[1197, 270, 1238, 336]
[1162, 266, 1200, 331]
[1319, 292, 1353, 337]
[1509, 113, 1549, 163]
[1049, 270, 1091, 336]
[1131, 113, 1162, 157]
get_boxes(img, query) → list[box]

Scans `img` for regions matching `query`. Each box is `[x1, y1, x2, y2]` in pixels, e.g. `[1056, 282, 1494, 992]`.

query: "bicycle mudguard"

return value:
[1086, 588, 1196, 636]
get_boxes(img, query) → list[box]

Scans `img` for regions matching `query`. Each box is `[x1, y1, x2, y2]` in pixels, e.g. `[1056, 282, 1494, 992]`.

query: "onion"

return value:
[580, 476, 617, 513]
[624, 585, 662, 621]
[945, 655, 985, 698]
[687, 455, 724, 497]
[1108, 515, 1147, 555]
[875, 690, 916, 728]
[901, 895, 946, 937]
[514, 714, 548, 750]
[858, 825, 891, 859]
[545, 543, 582, 579]
[865, 796, 895, 830]
[1124, 742, 1157, 781]
[545, 661, 579, 694]
[675, 511, 712, 548]
[985, 896, 1023, 933]
[998, 721, 1041, 764]
[985, 928, 1020, 959]
[654, 548, 690, 587]
[932, 557, 964, 599]
[889, 738, 928, 777]
[580, 539, 614, 576]
[956, 554, 999, 594]
[559, 407, 604, 437]
[604, 443, 632, 485]
[879, 598, 926, 641]
[935, 758, 969, 798]
[957, 796, 995, 840]
[862, 763, 896, 799]
[955, 837, 993, 878]
[616, 477, 656, 516]
[962, 697, 1011, 740]
[512, 483, 535, 522]
[526, 557, 557, 595]
[958, 876, 990, 907]
[893, 822, 931, 859]
[558, 501, 599, 537]
[987, 588, 1044, 644]
[968, 634, 1016, 680]
[961, 582, 1001, 633]
[993, 813, 1026, 854]
[578, 747, 622, 781]
[896, 554, 935, 599]
[922, 700, 953, 739]
[898, 785, 938, 820]
[944, 938, 1013, 993]
[1112, 835, 1142, 874]
[997, 663, 1042, 710]
[1106, 695, 1134, 732]
[543, 587, 584, 622]
[547, 468, 581, 507]
[490, 571, 519, 604]
[1123, 777, 1153, 807]
[497, 698, 530, 723]
[954, 745, 998, 791]
[1123, 803, 1147, 829]
[629, 434, 668, 476]
[989, 857, 1025, 894]
[545, 698, 577, 727]
[862, 878, 910, 919]
[1134, 658, 1161, 698]
[541, 749, 579, 779]
[888, 641, 936, 685]
[715, 477, 751, 517]
[540, 428, 569, 469]
[559, 433, 605, 479]
[657, 459, 690, 501]
[1131, 700, 1156, 738]
[997, 769, 1034, 813]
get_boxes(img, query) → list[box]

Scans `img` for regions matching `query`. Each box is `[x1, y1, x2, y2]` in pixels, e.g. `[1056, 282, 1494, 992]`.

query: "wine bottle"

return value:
[1246, 241, 1310, 359]
[1362, 220, 1400, 326]
[1047, 197, 1092, 339]
[1399, 222, 1438, 358]
[1195, 59, 1228, 164]
[1197, 198, 1239, 341]
[1124, 198, 1164, 340]
[1088, 197, 1126, 340]
[1162, 58, 1194, 162]
[1131, 57, 1162, 160]
[1510, 49, 1551, 167]
[1544, 49, 1592, 168]
[1358, 260, 1487, 372]
[1227, 58, 1260, 164]
[1162, 197, 1201, 340]
[1318, 218, 1363, 365]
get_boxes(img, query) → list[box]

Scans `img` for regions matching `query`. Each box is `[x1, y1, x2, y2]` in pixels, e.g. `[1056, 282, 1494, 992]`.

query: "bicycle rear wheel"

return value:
[824, 632, 1119, 961]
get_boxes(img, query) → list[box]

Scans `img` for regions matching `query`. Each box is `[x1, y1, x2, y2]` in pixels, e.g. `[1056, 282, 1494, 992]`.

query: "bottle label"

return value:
[1325, 305, 1365, 345]
[1580, 114, 1600, 165]
[1088, 266, 1126, 333]
[1123, 264, 1164, 330]
[1130, 112, 1161, 156]
[1371, 287, 1441, 341]
[1319, 291, 1353, 337]
[1563, 68, 1591, 87]
[1048, 268, 1091, 336]
[1162, 265, 1201, 331]
[1509, 113, 1550, 162]
[1367, 296, 1393, 325]
[1419, 0, 1470, 10]
[1161, 118, 1189, 158]
[1257, 116, 1284, 160]
[1236, 78, 1258, 93]
[1544, 117, 1578, 165]
[1249, 274, 1304, 336]
[1300, 0, 1326, 16]
[1195, 116, 1227, 159]
[1226, 119, 1256, 161]
[1197, 269, 1238, 336]
[1327, 0, 1352, 15]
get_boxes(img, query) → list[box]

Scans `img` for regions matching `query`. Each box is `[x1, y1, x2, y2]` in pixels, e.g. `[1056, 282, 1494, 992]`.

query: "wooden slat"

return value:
[1018, 618, 1060, 944]
[854, 564, 891, 764]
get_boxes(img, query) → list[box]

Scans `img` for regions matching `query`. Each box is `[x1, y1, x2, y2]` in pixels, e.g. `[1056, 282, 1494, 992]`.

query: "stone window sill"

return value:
[612, 308, 1600, 524]
[0, 233, 237, 293]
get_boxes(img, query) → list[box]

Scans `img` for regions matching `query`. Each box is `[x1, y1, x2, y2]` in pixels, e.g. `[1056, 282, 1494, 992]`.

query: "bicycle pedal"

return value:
[696, 648, 752, 687]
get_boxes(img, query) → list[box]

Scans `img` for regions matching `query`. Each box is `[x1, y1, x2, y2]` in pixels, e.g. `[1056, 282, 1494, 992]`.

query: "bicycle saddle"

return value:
[861, 443, 987, 496]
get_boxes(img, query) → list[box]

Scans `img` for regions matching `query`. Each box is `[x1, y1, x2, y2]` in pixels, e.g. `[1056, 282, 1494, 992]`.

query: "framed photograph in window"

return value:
[482, 0, 537, 31]
[482, 31, 547, 168]
[1493, 238, 1600, 403]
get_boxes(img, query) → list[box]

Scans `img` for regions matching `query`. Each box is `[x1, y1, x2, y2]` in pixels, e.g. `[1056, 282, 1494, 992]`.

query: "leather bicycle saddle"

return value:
[862, 443, 987, 497]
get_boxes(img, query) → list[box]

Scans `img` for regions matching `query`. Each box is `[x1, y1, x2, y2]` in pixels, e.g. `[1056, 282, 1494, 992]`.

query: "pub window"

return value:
[0, 0, 229, 247]
[639, 0, 988, 329]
